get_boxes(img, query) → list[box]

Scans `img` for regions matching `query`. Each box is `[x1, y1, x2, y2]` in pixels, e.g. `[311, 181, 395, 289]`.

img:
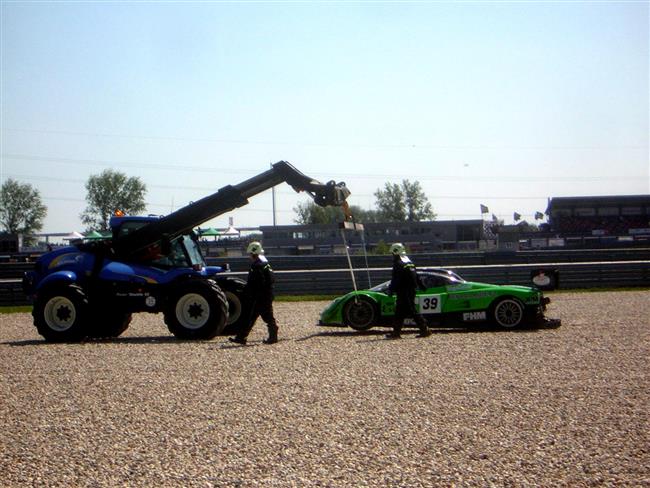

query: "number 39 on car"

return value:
[318, 268, 559, 331]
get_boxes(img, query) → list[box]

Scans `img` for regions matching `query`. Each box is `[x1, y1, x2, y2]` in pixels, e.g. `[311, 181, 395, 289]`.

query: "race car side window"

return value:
[420, 273, 447, 289]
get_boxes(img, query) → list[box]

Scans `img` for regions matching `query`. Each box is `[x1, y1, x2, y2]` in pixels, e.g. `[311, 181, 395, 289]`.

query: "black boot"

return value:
[415, 316, 431, 338]
[387, 319, 402, 339]
[229, 336, 247, 345]
[263, 325, 278, 344]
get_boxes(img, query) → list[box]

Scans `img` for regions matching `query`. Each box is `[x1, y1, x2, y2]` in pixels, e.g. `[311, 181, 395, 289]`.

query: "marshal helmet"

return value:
[246, 241, 265, 255]
[390, 242, 406, 256]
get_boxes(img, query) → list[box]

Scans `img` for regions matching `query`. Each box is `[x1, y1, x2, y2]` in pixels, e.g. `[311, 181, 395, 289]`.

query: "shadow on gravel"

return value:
[3, 336, 208, 346]
[299, 320, 562, 343]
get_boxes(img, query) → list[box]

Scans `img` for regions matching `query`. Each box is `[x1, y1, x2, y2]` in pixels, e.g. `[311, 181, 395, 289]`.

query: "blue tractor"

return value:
[23, 162, 350, 341]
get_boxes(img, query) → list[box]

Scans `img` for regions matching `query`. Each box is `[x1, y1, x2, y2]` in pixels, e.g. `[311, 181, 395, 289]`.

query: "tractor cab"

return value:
[110, 215, 206, 270]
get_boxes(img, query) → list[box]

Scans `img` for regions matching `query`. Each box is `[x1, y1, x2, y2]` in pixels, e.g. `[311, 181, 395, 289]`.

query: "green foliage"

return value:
[374, 180, 435, 222]
[81, 170, 147, 231]
[293, 180, 433, 225]
[374, 182, 405, 221]
[402, 180, 434, 221]
[293, 201, 379, 224]
[0, 179, 47, 243]
[372, 239, 391, 255]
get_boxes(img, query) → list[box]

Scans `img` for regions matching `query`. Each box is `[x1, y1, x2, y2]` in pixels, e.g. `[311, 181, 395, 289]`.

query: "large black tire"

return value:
[491, 297, 525, 329]
[216, 277, 248, 336]
[343, 296, 378, 331]
[164, 280, 228, 340]
[87, 309, 133, 339]
[33, 284, 89, 342]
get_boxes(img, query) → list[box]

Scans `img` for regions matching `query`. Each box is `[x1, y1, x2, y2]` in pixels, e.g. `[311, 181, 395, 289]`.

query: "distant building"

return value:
[547, 195, 650, 234]
[520, 195, 650, 249]
[258, 220, 494, 255]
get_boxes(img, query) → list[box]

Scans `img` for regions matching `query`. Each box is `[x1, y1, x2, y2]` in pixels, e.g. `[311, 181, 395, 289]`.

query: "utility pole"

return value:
[271, 162, 277, 226]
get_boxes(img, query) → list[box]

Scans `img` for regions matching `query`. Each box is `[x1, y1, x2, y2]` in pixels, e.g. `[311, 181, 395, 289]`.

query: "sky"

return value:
[1, 1, 648, 235]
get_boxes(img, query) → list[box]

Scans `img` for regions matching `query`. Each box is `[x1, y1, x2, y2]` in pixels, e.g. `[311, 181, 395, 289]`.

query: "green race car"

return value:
[319, 268, 559, 331]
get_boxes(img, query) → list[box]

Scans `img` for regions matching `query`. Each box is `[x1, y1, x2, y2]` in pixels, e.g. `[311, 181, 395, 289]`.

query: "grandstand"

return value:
[256, 220, 492, 255]
[537, 195, 650, 248]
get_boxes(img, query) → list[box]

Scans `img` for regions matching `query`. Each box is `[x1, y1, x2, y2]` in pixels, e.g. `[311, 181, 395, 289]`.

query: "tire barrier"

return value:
[3, 260, 649, 306]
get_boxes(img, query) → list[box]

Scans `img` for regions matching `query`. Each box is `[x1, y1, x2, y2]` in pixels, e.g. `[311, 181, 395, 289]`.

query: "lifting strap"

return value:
[340, 226, 358, 294]
[339, 201, 369, 295]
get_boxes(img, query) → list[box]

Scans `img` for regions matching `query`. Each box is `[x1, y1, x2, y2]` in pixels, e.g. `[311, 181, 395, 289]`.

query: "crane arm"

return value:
[112, 161, 350, 258]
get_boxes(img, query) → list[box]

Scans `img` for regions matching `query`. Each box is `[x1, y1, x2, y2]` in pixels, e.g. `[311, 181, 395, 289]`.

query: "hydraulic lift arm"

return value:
[112, 161, 350, 258]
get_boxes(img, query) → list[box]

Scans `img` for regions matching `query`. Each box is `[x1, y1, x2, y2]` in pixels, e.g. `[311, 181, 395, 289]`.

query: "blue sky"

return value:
[1, 1, 648, 234]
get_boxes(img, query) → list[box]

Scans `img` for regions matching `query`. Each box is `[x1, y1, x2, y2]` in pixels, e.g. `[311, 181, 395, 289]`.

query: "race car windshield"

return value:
[369, 281, 390, 292]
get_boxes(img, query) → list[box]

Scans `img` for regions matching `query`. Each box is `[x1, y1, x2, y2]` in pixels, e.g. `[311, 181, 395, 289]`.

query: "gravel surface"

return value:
[1, 291, 649, 487]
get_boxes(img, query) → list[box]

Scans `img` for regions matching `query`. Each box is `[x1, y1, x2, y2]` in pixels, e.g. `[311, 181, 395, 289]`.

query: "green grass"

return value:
[276, 295, 338, 302]
[0, 305, 32, 314]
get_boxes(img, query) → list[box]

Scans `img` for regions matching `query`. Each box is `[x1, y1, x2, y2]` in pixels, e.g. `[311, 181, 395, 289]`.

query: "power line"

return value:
[4, 127, 646, 151]
[2, 172, 559, 200]
[41, 194, 298, 213]
[42, 194, 525, 219]
[2, 153, 643, 182]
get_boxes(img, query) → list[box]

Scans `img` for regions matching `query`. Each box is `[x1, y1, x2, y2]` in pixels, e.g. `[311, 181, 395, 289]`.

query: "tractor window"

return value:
[115, 221, 149, 238]
[136, 239, 181, 268]
[182, 235, 205, 267]
[134, 235, 204, 269]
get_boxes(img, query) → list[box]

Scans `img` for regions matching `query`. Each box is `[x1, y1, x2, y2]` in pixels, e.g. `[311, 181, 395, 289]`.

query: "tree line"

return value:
[0, 170, 146, 243]
[1, 172, 436, 243]
[294, 179, 435, 224]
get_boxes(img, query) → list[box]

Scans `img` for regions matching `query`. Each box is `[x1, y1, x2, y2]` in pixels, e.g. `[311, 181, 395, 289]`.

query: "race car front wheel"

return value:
[343, 296, 377, 331]
[491, 298, 524, 328]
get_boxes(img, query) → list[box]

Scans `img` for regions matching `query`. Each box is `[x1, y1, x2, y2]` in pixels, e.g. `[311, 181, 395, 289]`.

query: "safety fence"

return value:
[264, 260, 650, 295]
[2, 260, 649, 306]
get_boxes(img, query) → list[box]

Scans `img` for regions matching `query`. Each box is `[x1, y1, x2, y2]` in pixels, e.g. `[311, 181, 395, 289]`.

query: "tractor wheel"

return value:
[33, 285, 89, 342]
[164, 280, 228, 340]
[491, 297, 525, 329]
[343, 296, 377, 331]
[217, 278, 248, 336]
[88, 309, 132, 339]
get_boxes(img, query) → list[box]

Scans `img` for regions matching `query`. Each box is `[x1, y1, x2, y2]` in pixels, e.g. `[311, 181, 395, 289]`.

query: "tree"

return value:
[0, 178, 47, 242]
[372, 239, 390, 255]
[293, 200, 379, 225]
[81, 170, 147, 231]
[374, 180, 435, 222]
[402, 180, 435, 221]
[374, 182, 405, 221]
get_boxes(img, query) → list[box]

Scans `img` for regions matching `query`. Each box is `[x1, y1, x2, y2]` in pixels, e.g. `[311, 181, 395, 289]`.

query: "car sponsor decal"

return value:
[416, 294, 442, 314]
[462, 311, 487, 322]
[448, 291, 497, 300]
[446, 284, 473, 292]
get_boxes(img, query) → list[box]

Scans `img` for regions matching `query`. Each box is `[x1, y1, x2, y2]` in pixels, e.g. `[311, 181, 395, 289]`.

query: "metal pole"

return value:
[360, 228, 372, 288]
[271, 162, 277, 226]
[340, 228, 358, 293]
